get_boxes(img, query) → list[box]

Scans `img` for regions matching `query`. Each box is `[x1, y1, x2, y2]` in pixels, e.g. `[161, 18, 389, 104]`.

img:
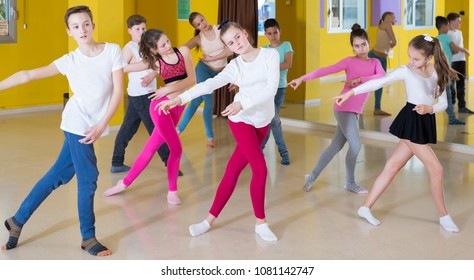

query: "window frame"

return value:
[0, 0, 17, 44]
[404, 0, 435, 30]
[327, 0, 367, 34]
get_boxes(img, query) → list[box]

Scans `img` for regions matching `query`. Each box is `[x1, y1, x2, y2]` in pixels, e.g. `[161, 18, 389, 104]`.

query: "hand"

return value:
[228, 83, 238, 93]
[79, 124, 106, 144]
[155, 97, 181, 115]
[465, 49, 470, 56]
[149, 87, 168, 100]
[200, 54, 214, 62]
[287, 78, 303, 90]
[221, 102, 242, 117]
[412, 104, 431, 115]
[330, 90, 354, 106]
[345, 77, 361, 88]
[141, 71, 157, 87]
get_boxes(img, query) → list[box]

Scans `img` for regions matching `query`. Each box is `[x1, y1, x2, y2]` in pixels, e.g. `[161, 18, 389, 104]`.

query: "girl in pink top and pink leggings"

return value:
[103, 29, 196, 205]
[288, 24, 385, 194]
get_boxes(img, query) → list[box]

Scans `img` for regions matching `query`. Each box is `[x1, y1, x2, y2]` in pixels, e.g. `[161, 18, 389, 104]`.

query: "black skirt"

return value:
[389, 102, 437, 144]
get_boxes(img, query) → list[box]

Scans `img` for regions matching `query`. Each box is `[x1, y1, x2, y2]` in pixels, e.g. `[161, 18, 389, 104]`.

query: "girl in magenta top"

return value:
[288, 24, 384, 194]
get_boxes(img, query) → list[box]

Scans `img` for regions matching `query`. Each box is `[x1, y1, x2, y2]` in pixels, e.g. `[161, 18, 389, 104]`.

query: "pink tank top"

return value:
[158, 48, 187, 84]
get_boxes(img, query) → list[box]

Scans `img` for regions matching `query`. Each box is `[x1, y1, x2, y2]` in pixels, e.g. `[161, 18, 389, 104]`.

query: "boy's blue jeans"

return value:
[261, 87, 289, 156]
[15, 131, 98, 240]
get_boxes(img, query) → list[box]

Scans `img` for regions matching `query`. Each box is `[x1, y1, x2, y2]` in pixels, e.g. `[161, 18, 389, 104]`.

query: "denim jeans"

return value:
[112, 93, 170, 166]
[261, 87, 288, 156]
[15, 132, 98, 239]
[445, 85, 456, 120]
[368, 50, 387, 110]
[177, 61, 220, 139]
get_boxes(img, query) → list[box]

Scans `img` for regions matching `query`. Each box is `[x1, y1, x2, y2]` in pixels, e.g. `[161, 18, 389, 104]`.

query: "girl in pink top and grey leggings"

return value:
[288, 24, 385, 194]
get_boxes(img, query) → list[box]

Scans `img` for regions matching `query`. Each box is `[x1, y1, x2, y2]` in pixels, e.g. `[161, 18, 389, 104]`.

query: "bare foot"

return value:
[207, 138, 215, 148]
[97, 249, 113, 256]
[373, 109, 391, 116]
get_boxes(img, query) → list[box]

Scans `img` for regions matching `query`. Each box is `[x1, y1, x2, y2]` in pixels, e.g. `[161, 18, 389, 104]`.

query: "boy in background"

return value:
[436, 15, 465, 125]
[447, 12, 472, 114]
[260, 18, 294, 165]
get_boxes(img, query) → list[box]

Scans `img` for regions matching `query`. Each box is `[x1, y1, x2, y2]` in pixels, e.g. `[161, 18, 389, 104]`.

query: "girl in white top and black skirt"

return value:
[334, 34, 460, 233]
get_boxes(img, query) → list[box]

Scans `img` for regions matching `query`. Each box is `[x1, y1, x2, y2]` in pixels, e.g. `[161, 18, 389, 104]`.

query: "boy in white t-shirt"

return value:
[110, 15, 182, 176]
[447, 12, 473, 113]
[0, 5, 124, 256]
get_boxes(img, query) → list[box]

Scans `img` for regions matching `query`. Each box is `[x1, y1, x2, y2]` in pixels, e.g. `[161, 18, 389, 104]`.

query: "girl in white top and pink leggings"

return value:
[158, 22, 279, 242]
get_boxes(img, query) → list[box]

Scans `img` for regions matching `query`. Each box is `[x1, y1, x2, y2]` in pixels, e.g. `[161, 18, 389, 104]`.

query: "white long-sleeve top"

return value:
[179, 48, 279, 128]
[352, 65, 447, 113]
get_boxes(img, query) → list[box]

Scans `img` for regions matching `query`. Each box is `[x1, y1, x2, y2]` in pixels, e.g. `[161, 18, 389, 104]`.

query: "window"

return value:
[257, 0, 276, 35]
[327, 0, 366, 33]
[404, 0, 434, 29]
[0, 0, 17, 43]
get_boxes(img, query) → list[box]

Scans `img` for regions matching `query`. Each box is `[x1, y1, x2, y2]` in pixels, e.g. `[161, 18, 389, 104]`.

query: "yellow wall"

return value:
[1, 0, 470, 109]
[0, 0, 68, 109]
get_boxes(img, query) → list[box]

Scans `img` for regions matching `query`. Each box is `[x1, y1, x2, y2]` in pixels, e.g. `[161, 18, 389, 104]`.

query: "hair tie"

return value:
[218, 20, 229, 30]
[423, 34, 433, 42]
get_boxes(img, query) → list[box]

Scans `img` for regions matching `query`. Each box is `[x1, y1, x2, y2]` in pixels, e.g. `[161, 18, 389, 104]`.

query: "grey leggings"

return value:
[310, 110, 361, 185]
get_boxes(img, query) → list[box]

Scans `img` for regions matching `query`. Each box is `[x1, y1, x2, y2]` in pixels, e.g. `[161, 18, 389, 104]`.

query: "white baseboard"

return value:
[0, 105, 63, 116]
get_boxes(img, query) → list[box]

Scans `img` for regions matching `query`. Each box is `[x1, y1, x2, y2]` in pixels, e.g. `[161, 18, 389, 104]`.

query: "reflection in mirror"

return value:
[0, 0, 17, 43]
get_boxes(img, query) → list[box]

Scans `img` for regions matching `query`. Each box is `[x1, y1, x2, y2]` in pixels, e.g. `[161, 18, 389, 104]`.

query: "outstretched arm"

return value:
[0, 63, 60, 91]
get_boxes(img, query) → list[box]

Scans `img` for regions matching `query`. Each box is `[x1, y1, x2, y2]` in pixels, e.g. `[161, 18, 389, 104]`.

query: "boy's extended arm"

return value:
[0, 63, 60, 91]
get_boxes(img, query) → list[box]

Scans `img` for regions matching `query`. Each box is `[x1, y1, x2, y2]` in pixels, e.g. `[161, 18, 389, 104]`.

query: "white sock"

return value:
[358, 206, 381, 226]
[255, 223, 277, 242]
[189, 220, 211, 237]
[440, 215, 459, 233]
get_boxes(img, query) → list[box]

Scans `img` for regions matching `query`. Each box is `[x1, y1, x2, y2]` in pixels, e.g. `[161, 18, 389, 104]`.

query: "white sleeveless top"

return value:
[200, 25, 228, 69]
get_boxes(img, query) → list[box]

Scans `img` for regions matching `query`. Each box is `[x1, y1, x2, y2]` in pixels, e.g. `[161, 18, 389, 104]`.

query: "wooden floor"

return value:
[1, 107, 474, 263]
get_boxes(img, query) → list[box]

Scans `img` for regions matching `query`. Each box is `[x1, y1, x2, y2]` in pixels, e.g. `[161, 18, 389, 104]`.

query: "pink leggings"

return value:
[123, 97, 184, 191]
[209, 120, 269, 219]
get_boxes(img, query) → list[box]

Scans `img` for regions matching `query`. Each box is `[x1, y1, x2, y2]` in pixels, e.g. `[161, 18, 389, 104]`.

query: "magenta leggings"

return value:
[123, 97, 184, 191]
[209, 120, 269, 219]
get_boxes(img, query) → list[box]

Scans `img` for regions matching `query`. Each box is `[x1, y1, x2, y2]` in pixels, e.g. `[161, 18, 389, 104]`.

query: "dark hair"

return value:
[350, 23, 369, 45]
[64, 5, 93, 27]
[219, 21, 255, 48]
[139, 29, 166, 71]
[188, 12, 204, 52]
[127, 14, 146, 28]
[435, 16, 448, 30]
[379, 11, 394, 25]
[447, 12, 461, 22]
[409, 35, 458, 97]
[263, 18, 280, 31]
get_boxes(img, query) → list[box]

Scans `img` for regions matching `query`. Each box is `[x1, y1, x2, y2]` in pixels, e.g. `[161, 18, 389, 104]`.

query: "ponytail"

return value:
[431, 37, 458, 97]
[139, 29, 165, 71]
[409, 35, 458, 97]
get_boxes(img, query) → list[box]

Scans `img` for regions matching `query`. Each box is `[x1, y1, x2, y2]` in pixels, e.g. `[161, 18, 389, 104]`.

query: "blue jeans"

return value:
[261, 88, 288, 156]
[177, 61, 219, 139]
[112, 93, 170, 166]
[15, 132, 98, 240]
[445, 85, 456, 120]
[368, 50, 387, 110]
